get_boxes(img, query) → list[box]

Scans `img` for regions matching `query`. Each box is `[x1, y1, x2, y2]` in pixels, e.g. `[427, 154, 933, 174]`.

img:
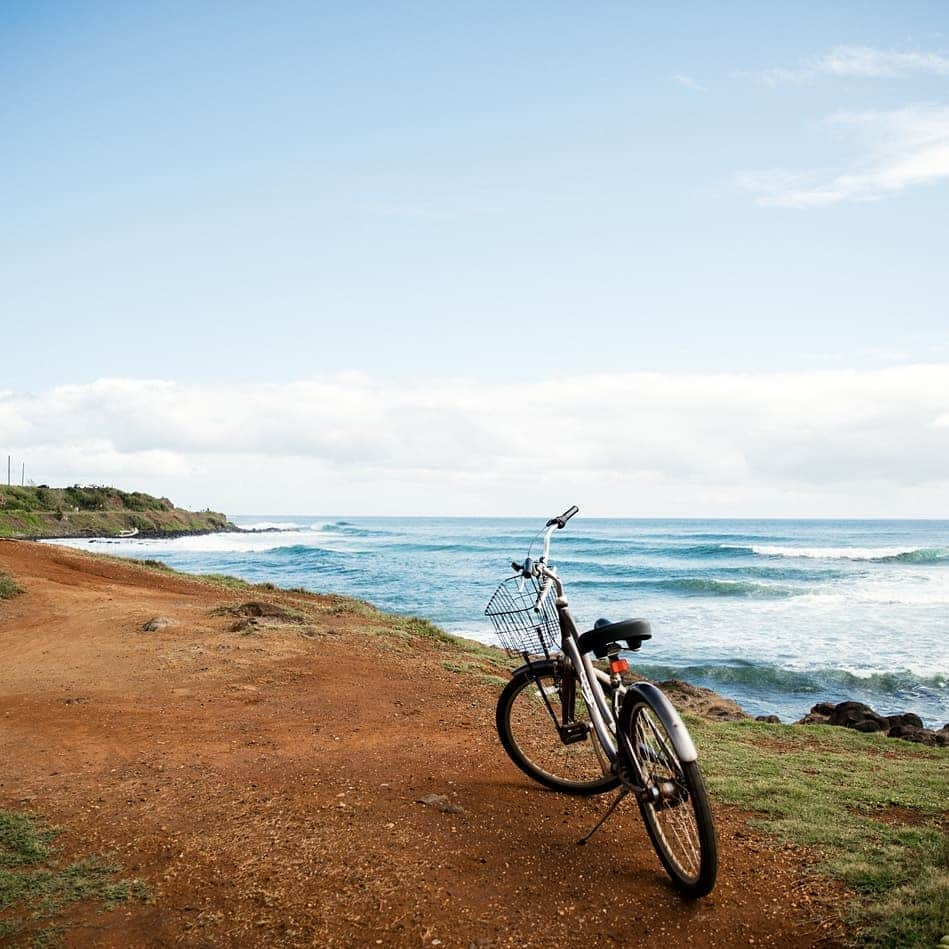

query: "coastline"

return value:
[125, 514, 949, 728]
[0, 538, 945, 946]
[35, 519, 949, 733]
[6, 535, 944, 737]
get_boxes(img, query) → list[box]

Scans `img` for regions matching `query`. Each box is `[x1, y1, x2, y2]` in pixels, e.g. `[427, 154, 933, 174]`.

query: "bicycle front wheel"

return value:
[626, 695, 717, 897]
[496, 661, 619, 796]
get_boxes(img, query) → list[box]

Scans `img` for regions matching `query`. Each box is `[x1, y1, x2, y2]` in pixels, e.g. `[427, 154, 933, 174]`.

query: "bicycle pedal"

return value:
[558, 722, 589, 745]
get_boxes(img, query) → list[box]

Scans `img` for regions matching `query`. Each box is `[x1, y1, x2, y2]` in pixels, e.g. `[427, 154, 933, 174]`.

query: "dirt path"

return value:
[0, 541, 843, 947]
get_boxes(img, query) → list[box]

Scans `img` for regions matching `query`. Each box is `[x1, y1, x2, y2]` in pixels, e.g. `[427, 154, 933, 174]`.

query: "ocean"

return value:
[56, 516, 949, 727]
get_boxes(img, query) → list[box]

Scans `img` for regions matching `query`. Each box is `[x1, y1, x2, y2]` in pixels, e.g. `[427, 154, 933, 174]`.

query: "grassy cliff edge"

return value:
[0, 485, 236, 539]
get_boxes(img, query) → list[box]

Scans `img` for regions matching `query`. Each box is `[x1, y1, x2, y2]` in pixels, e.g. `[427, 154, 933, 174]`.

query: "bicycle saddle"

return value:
[578, 617, 652, 657]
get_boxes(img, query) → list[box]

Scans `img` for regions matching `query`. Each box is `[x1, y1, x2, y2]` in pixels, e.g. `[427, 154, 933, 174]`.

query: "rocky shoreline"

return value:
[658, 677, 948, 746]
[793, 699, 949, 746]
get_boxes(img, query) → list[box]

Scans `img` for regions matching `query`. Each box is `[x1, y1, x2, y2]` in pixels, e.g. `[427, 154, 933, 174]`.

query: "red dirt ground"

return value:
[0, 540, 847, 947]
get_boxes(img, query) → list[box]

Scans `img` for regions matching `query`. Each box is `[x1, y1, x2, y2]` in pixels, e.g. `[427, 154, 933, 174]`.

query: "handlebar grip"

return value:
[511, 561, 522, 574]
[546, 505, 579, 529]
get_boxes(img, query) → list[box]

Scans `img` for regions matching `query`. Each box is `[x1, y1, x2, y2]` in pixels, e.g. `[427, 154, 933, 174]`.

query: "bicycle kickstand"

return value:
[576, 788, 630, 846]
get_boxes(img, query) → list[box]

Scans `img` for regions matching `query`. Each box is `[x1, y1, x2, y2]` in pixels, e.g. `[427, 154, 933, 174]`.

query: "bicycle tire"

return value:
[495, 660, 619, 796]
[624, 694, 717, 896]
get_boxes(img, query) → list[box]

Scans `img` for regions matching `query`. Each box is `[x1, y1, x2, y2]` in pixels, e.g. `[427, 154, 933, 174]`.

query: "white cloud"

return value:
[738, 103, 949, 206]
[673, 73, 706, 92]
[761, 45, 949, 84]
[2, 367, 949, 516]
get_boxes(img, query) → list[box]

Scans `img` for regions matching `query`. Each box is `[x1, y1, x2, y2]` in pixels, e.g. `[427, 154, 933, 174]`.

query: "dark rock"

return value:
[886, 712, 923, 729]
[142, 616, 177, 632]
[827, 701, 888, 732]
[796, 699, 938, 745]
[887, 724, 940, 746]
[827, 700, 872, 720]
[755, 715, 782, 724]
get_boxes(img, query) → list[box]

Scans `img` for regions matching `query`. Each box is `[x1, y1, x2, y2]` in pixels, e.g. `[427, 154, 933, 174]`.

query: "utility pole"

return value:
[6, 455, 9, 486]
[21, 462, 25, 487]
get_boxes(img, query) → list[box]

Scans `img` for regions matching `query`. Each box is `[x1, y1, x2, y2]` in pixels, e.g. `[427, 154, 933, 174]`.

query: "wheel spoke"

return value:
[632, 705, 703, 882]
[505, 673, 611, 789]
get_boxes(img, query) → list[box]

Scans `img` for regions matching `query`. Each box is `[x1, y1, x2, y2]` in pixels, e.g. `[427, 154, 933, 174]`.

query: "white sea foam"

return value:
[797, 583, 949, 607]
[47, 532, 320, 554]
[743, 545, 930, 561]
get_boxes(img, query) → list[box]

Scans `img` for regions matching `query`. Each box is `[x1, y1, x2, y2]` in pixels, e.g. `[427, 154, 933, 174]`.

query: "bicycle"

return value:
[485, 505, 718, 897]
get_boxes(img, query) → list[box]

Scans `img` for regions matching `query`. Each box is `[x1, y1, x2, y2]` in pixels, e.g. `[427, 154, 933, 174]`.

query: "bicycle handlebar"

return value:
[534, 574, 553, 612]
[511, 507, 579, 597]
[546, 505, 579, 529]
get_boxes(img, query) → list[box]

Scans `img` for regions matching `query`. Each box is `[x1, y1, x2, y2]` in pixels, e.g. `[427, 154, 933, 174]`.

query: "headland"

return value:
[0, 484, 237, 539]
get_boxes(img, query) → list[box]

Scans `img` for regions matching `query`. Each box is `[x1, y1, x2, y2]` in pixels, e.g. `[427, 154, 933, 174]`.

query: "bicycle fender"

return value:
[619, 682, 698, 763]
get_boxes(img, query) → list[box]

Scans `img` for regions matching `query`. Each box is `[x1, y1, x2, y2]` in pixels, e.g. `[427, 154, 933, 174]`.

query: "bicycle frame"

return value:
[557, 605, 618, 755]
[525, 521, 652, 791]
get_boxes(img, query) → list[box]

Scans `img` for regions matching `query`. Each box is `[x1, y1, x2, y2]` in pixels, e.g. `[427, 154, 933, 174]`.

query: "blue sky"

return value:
[2, 2, 948, 514]
[3, 1, 947, 384]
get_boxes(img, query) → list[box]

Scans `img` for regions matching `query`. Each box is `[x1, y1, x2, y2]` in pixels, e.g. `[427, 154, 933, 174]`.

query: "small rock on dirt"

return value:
[142, 616, 177, 632]
[417, 793, 464, 814]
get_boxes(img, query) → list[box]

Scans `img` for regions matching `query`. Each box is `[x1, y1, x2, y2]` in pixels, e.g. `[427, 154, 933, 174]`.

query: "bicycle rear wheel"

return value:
[496, 661, 619, 796]
[625, 695, 717, 897]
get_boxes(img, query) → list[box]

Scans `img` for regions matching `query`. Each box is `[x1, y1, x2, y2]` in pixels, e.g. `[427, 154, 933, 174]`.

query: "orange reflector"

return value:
[609, 658, 629, 674]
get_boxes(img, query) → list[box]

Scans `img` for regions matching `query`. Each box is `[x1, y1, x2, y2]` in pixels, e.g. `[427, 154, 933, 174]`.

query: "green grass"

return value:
[311, 593, 382, 619]
[197, 573, 252, 589]
[394, 615, 459, 645]
[441, 659, 509, 689]
[0, 809, 148, 943]
[0, 485, 174, 514]
[0, 571, 21, 600]
[92, 557, 257, 593]
[123, 557, 173, 572]
[0, 485, 233, 539]
[692, 718, 949, 946]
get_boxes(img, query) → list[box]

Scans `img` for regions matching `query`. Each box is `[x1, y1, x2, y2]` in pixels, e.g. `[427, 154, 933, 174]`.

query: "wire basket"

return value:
[485, 575, 561, 658]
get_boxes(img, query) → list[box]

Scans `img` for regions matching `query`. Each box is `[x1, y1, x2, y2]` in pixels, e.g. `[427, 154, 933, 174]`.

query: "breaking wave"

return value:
[630, 660, 948, 704]
[743, 545, 949, 563]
